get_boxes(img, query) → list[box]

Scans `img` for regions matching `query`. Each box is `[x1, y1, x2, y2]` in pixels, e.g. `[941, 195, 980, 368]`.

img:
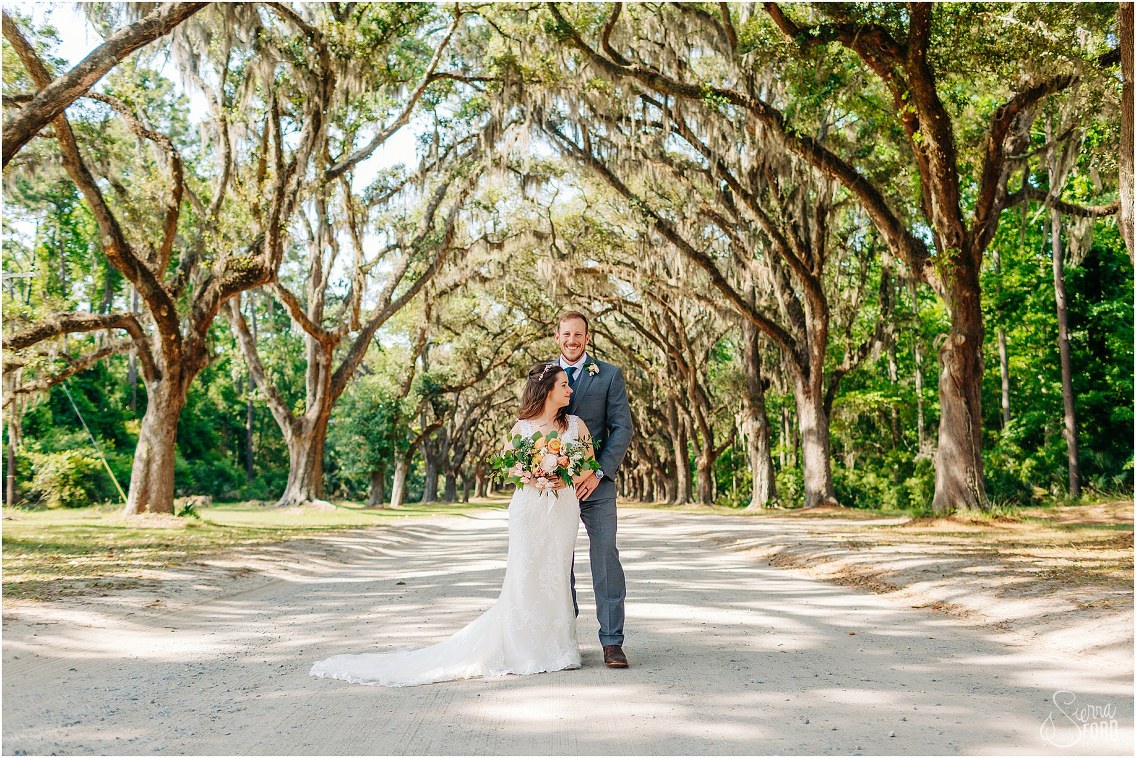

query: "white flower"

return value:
[586, 361, 600, 376]
[540, 453, 560, 473]
[509, 463, 525, 478]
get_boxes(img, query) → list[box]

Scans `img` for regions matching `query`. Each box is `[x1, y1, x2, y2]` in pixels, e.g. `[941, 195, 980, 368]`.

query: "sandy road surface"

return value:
[3, 509, 1132, 755]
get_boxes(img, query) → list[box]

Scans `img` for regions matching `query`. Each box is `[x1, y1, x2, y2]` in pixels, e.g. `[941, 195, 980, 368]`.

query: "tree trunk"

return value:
[366, 465, 387, 507]
[887, 343, 900, 447]
[245, 301, 257, 485]
[931, 263, 988, 514]
[127, 350, 138, 413]
[124, 378, 186, 515]
[990, 247, 1012, 428]
[1121, 2, 1134, 262]
[128, 286, 139, 412]
[422, 449, 440, 503]
[57, 222, 67, 352]
[661, 457, 677, 504]
[792, 371, 837, 508]
[997, 328, 1011, 427]
[669, 404, 692, 505]
[475, 472, 488, 499]
[914, 338, 927, 452]
[276, 412, 331, 508]
[245, 373, 255, 484]
[790, 407, 799, 468]
[908, 280, 928, 453]
[6, 409, 19, 507]
[390, 456, 410, 508]
[694, 449, 714, 505]
[443, 471, 458, 503]
[741, 323, 776, 509]
[1050, 209, 1081, 498]
[779, 407, 789, 469]
[744, 413, 776, 509]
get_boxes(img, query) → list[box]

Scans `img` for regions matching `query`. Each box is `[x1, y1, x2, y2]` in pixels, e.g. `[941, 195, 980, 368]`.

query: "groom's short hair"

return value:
[557, 310, 590, 333]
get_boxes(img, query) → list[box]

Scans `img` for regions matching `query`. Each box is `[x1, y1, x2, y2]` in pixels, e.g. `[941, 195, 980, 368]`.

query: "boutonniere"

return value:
[585, 359, 600, 376]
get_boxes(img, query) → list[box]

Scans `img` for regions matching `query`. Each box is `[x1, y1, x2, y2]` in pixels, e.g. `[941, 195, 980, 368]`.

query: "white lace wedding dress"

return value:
[310, 417, 583, 687]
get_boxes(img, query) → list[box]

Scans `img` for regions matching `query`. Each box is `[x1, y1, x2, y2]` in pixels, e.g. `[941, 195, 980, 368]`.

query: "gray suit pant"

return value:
[571, 491, 626, 646]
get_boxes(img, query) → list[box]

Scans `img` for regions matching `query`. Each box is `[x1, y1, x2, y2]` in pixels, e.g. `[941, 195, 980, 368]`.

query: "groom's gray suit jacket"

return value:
[566, 358, 633, 495]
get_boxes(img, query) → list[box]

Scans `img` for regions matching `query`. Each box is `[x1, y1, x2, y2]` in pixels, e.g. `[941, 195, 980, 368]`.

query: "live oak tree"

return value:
[227, 162, 482, 507]
[2, 6, 324, 513]
[220, 5, 503, 507]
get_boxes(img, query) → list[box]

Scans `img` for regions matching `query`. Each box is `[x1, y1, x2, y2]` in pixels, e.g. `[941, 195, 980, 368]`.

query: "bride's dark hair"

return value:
[518, 362, 568, 430]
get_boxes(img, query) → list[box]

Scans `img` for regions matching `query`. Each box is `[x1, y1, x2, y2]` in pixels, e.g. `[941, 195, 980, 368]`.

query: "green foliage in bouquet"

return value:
[488, 430, 599, 493]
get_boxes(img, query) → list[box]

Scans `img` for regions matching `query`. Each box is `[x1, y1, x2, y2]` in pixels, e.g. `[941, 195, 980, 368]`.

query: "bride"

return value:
[310, 362, 593, 686]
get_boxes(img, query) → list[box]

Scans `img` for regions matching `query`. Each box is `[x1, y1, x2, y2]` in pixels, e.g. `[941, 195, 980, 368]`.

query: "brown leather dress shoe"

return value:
[603, 645, 629, 668]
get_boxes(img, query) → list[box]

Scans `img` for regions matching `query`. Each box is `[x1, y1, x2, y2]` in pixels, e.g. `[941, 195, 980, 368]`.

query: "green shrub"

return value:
[774, 466, 804, 507]
[902, 456, 936, 514]
[833, 452, 935, 513]
[25, 448, 105, 508]
[174, 452, 244, 498]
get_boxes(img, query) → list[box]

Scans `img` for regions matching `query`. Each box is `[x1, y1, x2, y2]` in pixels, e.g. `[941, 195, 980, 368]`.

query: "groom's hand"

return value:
[576, 471, 599, 501]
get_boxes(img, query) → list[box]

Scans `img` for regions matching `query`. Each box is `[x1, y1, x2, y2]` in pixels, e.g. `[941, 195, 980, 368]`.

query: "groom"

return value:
[555, 310, 634, 669]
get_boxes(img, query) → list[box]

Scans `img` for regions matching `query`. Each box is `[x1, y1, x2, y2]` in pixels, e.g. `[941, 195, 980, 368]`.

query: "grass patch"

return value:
[2, 499, 506, 601]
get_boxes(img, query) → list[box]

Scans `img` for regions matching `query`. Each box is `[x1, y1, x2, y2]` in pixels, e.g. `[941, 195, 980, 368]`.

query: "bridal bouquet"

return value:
[489, 430, 600, 493]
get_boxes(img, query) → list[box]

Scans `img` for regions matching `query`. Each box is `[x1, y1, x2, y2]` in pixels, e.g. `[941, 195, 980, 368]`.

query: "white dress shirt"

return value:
[559, 354, 588, 382]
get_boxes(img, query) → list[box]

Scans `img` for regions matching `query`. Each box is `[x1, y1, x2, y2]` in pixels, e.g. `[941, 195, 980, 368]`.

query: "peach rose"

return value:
[547, 438, 562, 453]
[557, 455, 570, 468]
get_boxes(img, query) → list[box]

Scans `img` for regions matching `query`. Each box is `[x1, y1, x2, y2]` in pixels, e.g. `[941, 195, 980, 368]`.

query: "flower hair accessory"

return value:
[537, 362, 559, 380]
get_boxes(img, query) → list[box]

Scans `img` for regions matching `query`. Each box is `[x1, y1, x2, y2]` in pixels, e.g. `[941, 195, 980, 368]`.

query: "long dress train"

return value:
[309, 417, 582, 687]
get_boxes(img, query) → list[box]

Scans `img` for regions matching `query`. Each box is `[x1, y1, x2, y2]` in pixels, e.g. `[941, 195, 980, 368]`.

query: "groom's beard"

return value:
[559, 346, 585, 363]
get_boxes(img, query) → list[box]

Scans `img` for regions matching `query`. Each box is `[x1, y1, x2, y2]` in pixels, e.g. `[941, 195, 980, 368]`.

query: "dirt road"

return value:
[3, 509, 1132, 755]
